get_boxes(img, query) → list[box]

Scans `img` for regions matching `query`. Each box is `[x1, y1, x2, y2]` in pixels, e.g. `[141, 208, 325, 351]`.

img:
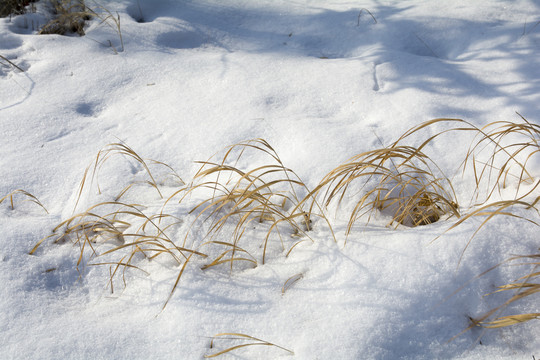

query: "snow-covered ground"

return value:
[1, 0, 539, 358]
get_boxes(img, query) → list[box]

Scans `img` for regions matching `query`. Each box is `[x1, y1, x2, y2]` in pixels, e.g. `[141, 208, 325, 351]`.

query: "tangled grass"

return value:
[301, 145, 459, 237]
[25, 116, 539, 332]
[170, 139, 332, 270]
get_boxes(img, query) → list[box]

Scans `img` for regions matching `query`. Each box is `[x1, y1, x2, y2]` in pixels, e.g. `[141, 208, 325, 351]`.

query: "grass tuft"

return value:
[37, 0, 124, 53]
[0, 0, 35, 18]
[172, 139, 332, 270]
[392, 115, 539, 204]
[39, 0, 91, 36]
[25, 115, 539, 325]
[303, 144, 459, 237]
[29, 143, 198, 310]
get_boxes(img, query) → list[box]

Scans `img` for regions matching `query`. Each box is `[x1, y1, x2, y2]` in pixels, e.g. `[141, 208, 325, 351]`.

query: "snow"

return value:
[1, 0, 539, 358]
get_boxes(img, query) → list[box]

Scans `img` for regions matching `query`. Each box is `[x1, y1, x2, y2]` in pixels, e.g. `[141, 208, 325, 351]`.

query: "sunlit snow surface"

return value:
[1, 0, 539, 358]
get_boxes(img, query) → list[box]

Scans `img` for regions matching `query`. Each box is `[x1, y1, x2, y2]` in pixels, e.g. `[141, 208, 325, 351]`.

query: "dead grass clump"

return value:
[481, 251, 540, 328]
[0, 189, 48, 213]
[305, 144, 459, 236]
[0, 0, 35, 17]
[171, 139, 330, 270]
[205, 333, 294, 358]
[30, 201, 205, 291]
[30, 143, 199, 309]
[39, 0, 91, 35]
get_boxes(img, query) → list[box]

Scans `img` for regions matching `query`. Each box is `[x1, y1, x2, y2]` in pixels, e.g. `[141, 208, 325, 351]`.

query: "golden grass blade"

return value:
[161, 253, 193, 311]
[29, 234, 57, 255]
[149, 159, 185, 186]
[205, 333, 294, 358]
[99, 238, 207, 258]
[449, 247, 540, 337]
[481, 313, 540, 328]
[201, 256, 257, 271]
[282, 273, 303, 294]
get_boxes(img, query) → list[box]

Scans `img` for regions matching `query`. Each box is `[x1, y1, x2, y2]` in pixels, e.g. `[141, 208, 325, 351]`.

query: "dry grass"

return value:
[437, 198, 540, 266]
[464, 115, 539, 203]
[30, 201, 206, 300]
[73, 142, 175, 211]
[399, 116, 540, 334]
[29, 143, 199, 309]
[450, 246, 540, 340]
[205, 333, 294, 358]
[282, 273, 303, 295]
[168, 139, 332, 271]
[35, 0, 124, 54]
[392, 115, 539, 204]
[24, 115, 539, 332]
[84, 0, 124, 53]
[300, 144, 459, 237]
[28, 140, 328, 309]
[481, 251, 540, 328]
[0, 189, 48, 213]
[0, 54, 25, 72]
[461, 198, 540, 331]
[39, 0, 90, 35]
[312, 115, 539, 333]
[0, 0, 35, 18]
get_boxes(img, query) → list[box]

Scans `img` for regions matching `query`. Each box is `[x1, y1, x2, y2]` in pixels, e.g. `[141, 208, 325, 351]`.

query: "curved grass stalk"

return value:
[0, 189, 49, 214]
[205, 333, 294, 358]
[282, 273, 303, 295]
